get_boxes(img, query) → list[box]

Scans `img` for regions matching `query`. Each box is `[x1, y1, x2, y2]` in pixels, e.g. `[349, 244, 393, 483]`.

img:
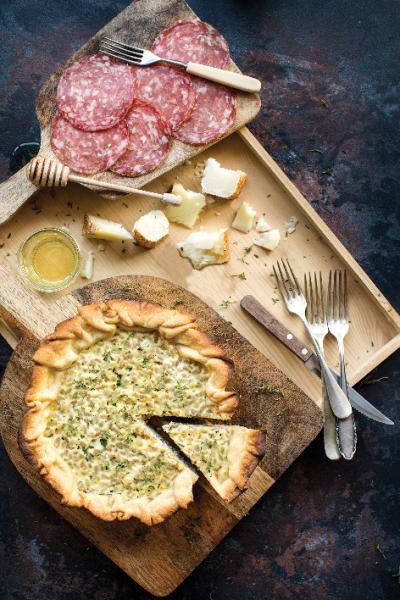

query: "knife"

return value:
[240, 295, 394, 425]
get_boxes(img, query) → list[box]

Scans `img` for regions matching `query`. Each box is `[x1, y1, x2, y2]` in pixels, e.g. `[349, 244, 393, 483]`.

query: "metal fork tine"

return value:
[282, 260, 295, 297]
[319, 271, 326, 323]
[314, 272, 320, 323]
[286, 259, 301, 294]
[339, 271, 344, 320]
[304, 274, 309, 320]
[308, 272, 315, 324]
[100, 41, 143, 59]
[327, 270, 332, 321]
[99, 48, 142, 65]
[274, 263, 289, 300]
[102, 37, 144, 54]
[333, 270, 338, 321]
[344, 270, 348, 320]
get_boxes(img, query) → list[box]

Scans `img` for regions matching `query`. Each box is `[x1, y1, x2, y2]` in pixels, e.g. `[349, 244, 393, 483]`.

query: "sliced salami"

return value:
[131, 64, 196, 132]
[50, 113, 129, 175]
[174, 80, 236, 145]
[111, 101, 171, 177]
[57, 54, 135, 131]
[152, 19, 230, 69]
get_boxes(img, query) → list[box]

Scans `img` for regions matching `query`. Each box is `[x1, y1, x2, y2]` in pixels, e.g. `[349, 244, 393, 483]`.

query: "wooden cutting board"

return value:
[0, 274, 322, 596]
[0, 0, 260, 224]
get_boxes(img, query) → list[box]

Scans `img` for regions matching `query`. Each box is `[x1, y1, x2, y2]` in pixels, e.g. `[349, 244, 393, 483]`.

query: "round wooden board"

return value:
[0, 274, 322, 596]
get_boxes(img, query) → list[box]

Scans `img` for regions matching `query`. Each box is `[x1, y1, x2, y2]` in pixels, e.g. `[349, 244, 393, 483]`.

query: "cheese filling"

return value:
[43, 330, 217, 497]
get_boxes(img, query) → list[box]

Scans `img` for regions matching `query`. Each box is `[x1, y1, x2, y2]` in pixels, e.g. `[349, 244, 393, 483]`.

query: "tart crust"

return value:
[21, 300, 239, 524]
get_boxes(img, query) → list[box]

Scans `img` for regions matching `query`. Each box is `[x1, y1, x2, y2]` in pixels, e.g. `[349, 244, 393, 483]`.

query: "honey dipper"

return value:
[27, 157, 181, 205]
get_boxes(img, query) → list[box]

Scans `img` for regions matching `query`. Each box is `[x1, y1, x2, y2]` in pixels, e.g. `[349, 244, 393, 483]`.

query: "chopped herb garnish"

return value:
[308, 148, 324, 154]
[100, 438, 108, 448]
[321, 167, 333, 176]
[171, 297, 184, 308]
[219, 296, 237, 309]
[231, 272, 247, 280]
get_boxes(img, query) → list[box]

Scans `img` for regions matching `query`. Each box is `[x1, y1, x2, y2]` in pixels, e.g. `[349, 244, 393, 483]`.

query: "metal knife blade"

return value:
[241, 295, 394, 426]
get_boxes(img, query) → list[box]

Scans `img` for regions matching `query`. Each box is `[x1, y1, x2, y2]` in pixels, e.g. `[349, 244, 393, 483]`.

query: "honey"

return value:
[18, 228, 81, 292]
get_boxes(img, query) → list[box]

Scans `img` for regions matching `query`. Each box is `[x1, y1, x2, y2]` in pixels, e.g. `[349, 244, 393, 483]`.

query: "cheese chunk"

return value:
[165, 183, 206, 228]
[82, 214, 132, 241]
[254, 229, 281, 251]
[177, 229, 229, 270]
[232, 202, 256, 233]
[80, 251, 94, 280]
[201, 158, 247, 200]
[133, 210, 169, 248]
[256, 217, 272, 232]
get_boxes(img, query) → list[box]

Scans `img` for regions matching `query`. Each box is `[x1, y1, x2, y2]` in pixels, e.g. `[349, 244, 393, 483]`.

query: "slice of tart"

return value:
[162, 423, 266, 502]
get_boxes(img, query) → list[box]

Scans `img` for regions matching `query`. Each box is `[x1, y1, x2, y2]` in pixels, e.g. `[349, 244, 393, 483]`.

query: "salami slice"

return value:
[57, 54, 135, 131]
[174, 80, 236, 145]
[50, 113, 129, 174]
[152, 19, 230, 69]
[111, 101, 171, 177]
[131, 65, 196, 132]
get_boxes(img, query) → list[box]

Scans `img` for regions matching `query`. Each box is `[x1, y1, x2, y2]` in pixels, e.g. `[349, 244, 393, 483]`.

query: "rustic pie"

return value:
[21, 300, 265, 525]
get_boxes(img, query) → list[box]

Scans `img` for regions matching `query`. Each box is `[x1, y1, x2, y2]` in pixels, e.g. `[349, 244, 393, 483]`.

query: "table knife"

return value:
[240, 295, 394, 425]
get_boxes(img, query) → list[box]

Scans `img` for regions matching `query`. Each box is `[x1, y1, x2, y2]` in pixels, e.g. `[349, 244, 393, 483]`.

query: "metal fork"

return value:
[273, 259, 352, 419]
[99, 37, 261, 93]
[304, 273, 341, 460]
[328, 270, 357, 460]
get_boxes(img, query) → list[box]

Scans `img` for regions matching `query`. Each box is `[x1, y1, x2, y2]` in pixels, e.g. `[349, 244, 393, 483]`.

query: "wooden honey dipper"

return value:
[27, 157, 181, 205]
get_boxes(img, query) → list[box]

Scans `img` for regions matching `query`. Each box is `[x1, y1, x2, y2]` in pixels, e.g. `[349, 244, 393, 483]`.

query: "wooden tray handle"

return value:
[0, 167, 38, 225]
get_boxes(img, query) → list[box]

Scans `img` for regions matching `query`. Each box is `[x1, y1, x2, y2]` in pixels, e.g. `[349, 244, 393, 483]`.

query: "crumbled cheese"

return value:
[165, 183, 206, 229]
[254, 229, 281, 250]
[133, 210, 169, 248]
[201, 158, 247, 199]
[80, 251, 94, 280]
[82, 214, 132, 241]
[285, 216, 299, 235]
[256, 217, 272, 233]
[232, 202, 256, 233]
[177, 229, 230, 270]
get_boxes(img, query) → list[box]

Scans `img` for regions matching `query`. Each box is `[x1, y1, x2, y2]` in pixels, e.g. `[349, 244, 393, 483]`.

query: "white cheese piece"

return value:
[165, 183, 206, 228]
[256, 217, 272, 232]
[177, 229, 230, 270]
[82, 214, 133, 241]
[133, 210, 169, 248]
[254, 229, 281, 251]
[201, 158, 247, 200]
[80, 251, 94, 280]
[285, 216, 299, 235]
[232, 202, 256, 233]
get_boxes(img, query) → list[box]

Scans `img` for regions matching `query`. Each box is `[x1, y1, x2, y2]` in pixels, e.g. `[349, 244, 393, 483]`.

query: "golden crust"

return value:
[21, 300, 238, 524]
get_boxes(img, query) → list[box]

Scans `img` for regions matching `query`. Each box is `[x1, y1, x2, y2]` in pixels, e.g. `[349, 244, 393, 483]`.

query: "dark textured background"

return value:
[0, 1, 399, 598]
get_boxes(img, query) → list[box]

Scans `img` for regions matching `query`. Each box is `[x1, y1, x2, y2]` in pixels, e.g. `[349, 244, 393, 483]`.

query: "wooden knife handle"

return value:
[0, 167, 38, 224]
[240, 295, 313, 362]
[186, 63, 261, 93]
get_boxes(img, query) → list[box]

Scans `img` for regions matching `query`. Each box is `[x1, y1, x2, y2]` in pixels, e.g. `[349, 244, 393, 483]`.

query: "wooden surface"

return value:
[0, 274, 322, 596]
[0, 125, 399, 595]
[0, 0, 260, 224]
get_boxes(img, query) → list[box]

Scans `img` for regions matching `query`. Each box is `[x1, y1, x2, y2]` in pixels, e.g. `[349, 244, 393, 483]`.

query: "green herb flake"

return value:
[231, 272, 247, 280]
[171, 297, 184, 308]
[100, 438, 108, 448]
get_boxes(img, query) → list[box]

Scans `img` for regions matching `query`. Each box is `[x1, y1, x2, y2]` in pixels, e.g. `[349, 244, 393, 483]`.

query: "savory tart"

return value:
[21, 300, 239, 525]
[163, 423, 265, 501]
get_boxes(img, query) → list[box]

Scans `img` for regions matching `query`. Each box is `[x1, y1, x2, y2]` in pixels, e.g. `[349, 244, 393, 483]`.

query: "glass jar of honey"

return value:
[18, 227, 81, 293]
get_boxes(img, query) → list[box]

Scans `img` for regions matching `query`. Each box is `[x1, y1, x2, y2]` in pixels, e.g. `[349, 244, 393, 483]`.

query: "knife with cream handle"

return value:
[240, 295, 394, 426]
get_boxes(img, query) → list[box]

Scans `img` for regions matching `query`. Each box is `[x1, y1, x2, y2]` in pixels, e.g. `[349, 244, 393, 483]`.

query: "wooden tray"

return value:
[0, 126, 399, 595]
[0, 0, 260, 224]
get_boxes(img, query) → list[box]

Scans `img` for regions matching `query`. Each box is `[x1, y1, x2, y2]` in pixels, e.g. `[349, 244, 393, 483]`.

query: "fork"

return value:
[99, 37, 261, 93]
[273, 259, 352, 419]
[328, 270, 357, 460]
[304, 273, 341, 460]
